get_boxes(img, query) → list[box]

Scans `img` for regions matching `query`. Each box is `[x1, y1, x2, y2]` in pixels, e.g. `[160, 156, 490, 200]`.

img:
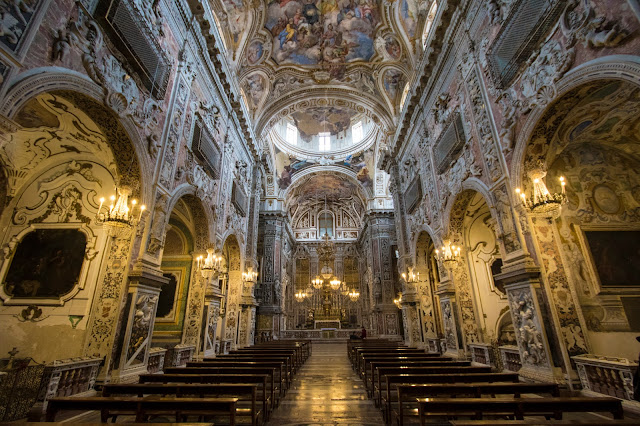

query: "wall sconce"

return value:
[242, 267, 258, 283]
[393, 292, 402, 309]
[96, 187, 145, 227]
[515, 171, 566, 214]
[435, 240, 461, 263]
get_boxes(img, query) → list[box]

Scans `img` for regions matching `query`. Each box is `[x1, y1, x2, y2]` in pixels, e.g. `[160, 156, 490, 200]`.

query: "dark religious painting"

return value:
[4, 229, 87, 298]
[584, 230, 640, 287]
[156, 273, 178, 318]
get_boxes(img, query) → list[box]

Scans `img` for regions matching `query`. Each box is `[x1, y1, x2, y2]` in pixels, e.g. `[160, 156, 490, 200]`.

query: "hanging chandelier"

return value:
[329, 276, 341, 290]
[515, 172, 566, 214]
[311, 275, 324, 289]
[401, 267, 419, 283]
[96, 187, 145, 228]
[435, 240, 461, 263]
[197, 247, 222, 279]
[348, 289, 360, 302]
[295, 289, 307, 302]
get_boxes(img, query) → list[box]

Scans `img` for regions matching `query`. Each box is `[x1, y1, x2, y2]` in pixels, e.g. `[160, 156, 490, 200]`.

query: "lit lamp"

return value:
[96, 187, 146, 227]
[515, 171, 566, 214]
[401, 268, 419, 283]
[294, 290, 307, 302]
[329, 276, 341, 290]
[311, 275, 324, 289]
[197, 247, 222, 279]
[348, 289, 360, 301]
[435, 240, 461, 263]
[242, 267, 258, 283]
[393, 292, 403, 309]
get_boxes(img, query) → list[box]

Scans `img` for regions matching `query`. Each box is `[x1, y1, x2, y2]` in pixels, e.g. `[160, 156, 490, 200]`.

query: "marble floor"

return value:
[265, 342, 384, 426]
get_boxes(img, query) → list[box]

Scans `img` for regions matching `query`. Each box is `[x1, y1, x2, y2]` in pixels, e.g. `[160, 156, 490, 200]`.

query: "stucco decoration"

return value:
[560, 0, 629, 49]
[508, 286, 549, 367]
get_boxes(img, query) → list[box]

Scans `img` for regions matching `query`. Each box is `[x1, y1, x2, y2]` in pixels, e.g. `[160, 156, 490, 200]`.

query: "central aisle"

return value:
[266, 342, 384, 425]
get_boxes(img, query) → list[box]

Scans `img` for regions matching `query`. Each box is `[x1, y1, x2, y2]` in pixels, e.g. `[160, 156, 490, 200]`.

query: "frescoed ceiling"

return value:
[208, 0, 433, 232]
[209, 0, 435, 134]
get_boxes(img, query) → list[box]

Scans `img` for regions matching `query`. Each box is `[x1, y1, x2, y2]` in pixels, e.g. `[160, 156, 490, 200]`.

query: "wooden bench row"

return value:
[349, 340, 627, 426]
[45, 340, 311, 425]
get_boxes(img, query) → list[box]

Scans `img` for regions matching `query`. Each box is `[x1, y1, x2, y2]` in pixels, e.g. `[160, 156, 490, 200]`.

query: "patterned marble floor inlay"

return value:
[265, 342, 384, 426]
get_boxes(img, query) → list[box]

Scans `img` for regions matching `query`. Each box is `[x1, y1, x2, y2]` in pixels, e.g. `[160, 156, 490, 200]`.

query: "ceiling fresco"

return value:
[291, 106, 357, 141]
[207, 0, 433, 132]
[526, 80, 640, 168]
[275, 146, 375, 190]
[208, 0, 429, 220]
[265, 0, 380, 68]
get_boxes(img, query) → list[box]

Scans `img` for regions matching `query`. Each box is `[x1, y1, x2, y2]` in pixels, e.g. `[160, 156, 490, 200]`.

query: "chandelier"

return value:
[401, 267, 419, 283]
[311, 275, 324, 289]
[197, 247, 222, 279]
[242, 267, 258, 283]
[96, 187, 145, 228]
[393, 292, 402, 309]
[435, 240, 461, 263]
[348, 289, 360, 301]
[515, 171, 566, 214]
[295, 289, 307, 302]
[329, 276, 342, 290]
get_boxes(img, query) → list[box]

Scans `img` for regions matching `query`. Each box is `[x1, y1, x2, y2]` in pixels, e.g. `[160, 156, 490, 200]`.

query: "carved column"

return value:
[496, 263, 564, 383]
[529, 212, 590, 384]
[181, 254, 207, 353]
[110, 271, 168, 383]
[363, 211, 400, 339]
[83, 225, 135, 383]
[201, 273, 223, 358]
[256, 212, 287, 340]
[435, 271, 464, 358]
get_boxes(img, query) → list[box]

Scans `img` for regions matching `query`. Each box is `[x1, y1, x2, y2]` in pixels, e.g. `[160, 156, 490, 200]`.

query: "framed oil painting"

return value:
[2, 229, 87, 300]
[577, 226, 640, 294]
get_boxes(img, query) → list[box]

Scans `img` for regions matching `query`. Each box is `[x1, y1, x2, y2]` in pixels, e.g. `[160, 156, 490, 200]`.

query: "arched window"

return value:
[318, 211, 334, 238]
[422, 1, 438, 49]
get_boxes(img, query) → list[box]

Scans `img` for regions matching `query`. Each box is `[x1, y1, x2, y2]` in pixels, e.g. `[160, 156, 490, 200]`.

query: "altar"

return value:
[314, 320, 340, 329]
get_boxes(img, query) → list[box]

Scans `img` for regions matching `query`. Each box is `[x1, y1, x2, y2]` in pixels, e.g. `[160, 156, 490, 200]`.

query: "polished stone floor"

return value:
[265, 342, 384, 426]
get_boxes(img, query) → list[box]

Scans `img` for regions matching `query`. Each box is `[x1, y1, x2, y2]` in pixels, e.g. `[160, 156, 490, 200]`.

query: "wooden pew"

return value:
[213, 354, 293, 378]
[355, 349, 429, 372]
[377, 372, 520, 413]
[390, 382, 559, 426]
[138, 373, 272, 420]
[359, 353, 452, 376]
[102, 383, 260, 426]
[45, 396, 238, 424]
[374, 366, 494, 407]
[184, 360, 290, 392]
[415, 396, 624, 424]
[364, 358, 464, 393]
[164, 366, 282, 403]
[230, 349, 301, 371]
